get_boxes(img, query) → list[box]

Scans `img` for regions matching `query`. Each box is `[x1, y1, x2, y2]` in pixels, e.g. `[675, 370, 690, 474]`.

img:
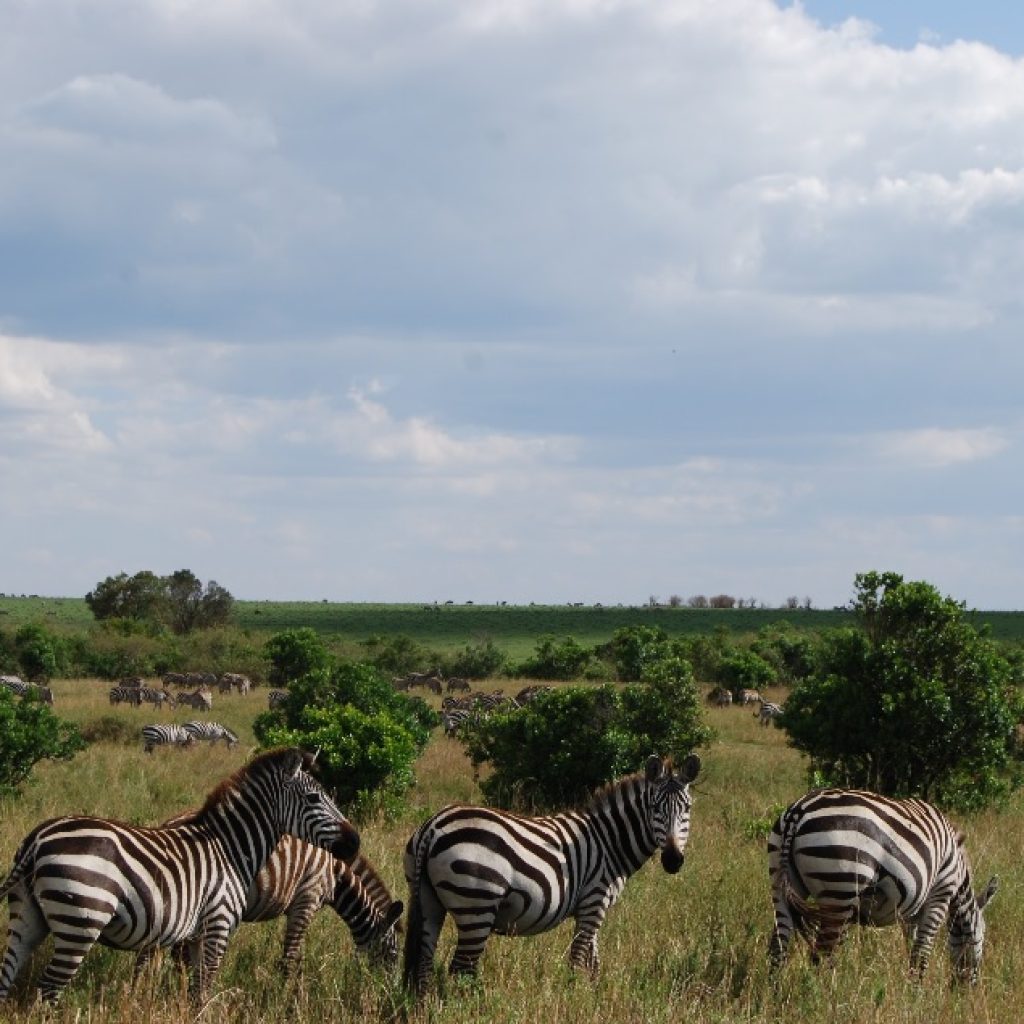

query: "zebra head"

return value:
[362, 901, 405, 968]
[274, 749, 361, 862]
[643, 753, 700, 874]
[949, 873, 998, 984]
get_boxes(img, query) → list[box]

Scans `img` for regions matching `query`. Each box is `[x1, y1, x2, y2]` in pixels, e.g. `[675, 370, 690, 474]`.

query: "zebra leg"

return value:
[38, 926, 106, 1002]
[447, 906, 498, 979]
[906, 899, 949, 978]
[569, 905, 609, 978]
[404, 877, 446, 995]
[0, 891, 49, 1000]
[279, 897, 321, 974]
[808, 909, 854, 963]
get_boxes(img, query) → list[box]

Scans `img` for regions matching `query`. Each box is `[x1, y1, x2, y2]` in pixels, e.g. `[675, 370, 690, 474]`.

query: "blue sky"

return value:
[1, 1, 1023, 609]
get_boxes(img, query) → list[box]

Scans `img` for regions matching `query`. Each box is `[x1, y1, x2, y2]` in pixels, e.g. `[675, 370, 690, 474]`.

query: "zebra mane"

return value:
[581, 766, 654, 813]
[335, 853, 395, 910]
[194, 747, 307, 817]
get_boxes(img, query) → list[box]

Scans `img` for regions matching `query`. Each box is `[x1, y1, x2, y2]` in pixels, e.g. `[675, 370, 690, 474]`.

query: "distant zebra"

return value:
[706, 687, 732, 707]
[768, 788, 998, 983]
[737, 688, 762, 705]
[141, 724, 195, 754]
[1, 678, 53, 704]
[756, 702, 783, 726]
[0, 748, 360, 1003]
[440, 707, 476, 737]
[402, 753, 701, 995]
[138, 687, 175, 710]
[176, 688, 213, 712]
[445, 677, 470, 693]
[109, 685, 143, 707]
[182, 721, 239, 748]
[268, 689, 289, 710]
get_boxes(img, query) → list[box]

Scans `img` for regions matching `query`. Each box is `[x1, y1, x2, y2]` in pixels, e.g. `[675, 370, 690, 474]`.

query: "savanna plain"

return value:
[1, 676, 1021, 1024]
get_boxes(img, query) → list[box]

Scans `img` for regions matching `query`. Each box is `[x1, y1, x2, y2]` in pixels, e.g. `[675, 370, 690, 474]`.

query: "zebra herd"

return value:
[0, 676, 53, 705]
[0, 687, 1001, 1005]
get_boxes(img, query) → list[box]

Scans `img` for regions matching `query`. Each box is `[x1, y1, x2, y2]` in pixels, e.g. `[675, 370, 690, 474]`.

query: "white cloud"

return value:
[878, 427, 1009, 467]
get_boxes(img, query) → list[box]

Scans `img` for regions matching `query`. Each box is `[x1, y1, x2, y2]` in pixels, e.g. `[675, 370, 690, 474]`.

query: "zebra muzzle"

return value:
[330, 825, 361, 862]
[661, 845, 684, 874]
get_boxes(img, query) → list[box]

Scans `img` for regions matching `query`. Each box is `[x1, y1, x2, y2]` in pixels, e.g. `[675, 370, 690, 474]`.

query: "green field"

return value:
[0, 678, 1018, 1022]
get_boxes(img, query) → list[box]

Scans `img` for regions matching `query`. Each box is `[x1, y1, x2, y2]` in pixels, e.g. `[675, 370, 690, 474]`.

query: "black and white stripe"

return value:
[268, 689, 289, 710]
[768, 788, 998, 982]
[244, 839, 403, 970]
[0, 747, 360, 1002]
[109, 685, 143, 707]
[141, 724, 195, 753]
[176, 688, 213, 712]
[756, 702, 783, 726]
[402, 753, 700, 994]
[182, 721, 239, 748]
[139, 687, 175, 710]
[1, 677, 53, 704]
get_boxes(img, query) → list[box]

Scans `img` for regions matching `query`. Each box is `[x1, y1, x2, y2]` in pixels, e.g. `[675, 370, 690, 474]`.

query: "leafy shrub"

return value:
[15, 624, 67, 682]
[253, 660, 438, 819]
[515, 634, 594, 681]
[462, 672, 709, 809]
[715, 649, 775, 695]
[264, 627, 332, 686]
[782, 571, 1019, 810]
[0, 687, 86, 796]
[361, 633, 431, 675]
[600, 625, 669, 681]
[441, 638, 510, 680]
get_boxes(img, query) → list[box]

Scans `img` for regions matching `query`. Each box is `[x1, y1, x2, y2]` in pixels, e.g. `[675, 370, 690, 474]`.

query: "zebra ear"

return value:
[978, 875, 999, 910]
[645, 754, 664, 781]
[677, 754, 701, 783]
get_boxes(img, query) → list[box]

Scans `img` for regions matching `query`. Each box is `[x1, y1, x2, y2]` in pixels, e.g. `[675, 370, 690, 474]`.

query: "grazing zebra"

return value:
[109, 685, 143, 707]
[402, 753, 701, 995]
[268, 688, 289, 710]
[141, 724, 195, 753]
[182, 721, 239, 748]
[768, 788, 998, 983]
[706, 687, 732, 707]
[176, 687, 213, 712]
[0, 678, 53, 704]
[440, 707, 476, 737]
[137, 833, 403, 975]
[756, 702, 783, 726]
[445, 677, 471, 693]
[0, 747, 360, 1003]
[738, 688, 762, 705]
[139, 687, 176, 710]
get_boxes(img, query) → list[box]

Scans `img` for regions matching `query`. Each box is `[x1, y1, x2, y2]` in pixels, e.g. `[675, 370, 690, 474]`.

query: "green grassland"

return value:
[0, 678, 1020, 1023]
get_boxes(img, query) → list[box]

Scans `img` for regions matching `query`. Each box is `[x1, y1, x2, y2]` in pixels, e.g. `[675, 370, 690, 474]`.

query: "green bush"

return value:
[782, 571, 1019, 810]
[715, 649, 775, 695]
[360, 633, 431, 675]
[462, 671, 709, 809]
[0, 687, 86, 796]
[79, 715, 139, 745]
[516, 634, 595, 681]
[15, 624, 66, 682]
[442, 638, 510, 680]
[601, 625, 669, 681]
[264, 627, 332, 686]
[252, 660, 438, 818]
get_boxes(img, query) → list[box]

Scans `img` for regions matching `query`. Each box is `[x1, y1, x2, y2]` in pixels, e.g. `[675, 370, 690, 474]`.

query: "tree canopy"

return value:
[781, 571, 1020, 810]
[85, 570, 234, 634]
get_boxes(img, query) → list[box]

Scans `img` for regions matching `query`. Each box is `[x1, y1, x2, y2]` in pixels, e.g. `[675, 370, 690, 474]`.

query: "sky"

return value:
[1, 1, 1023, 610]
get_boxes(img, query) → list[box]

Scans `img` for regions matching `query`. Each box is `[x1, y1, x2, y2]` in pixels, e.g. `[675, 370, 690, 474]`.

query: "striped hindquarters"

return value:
[141, 724, 194, 752]
[767, 788, 997, 981]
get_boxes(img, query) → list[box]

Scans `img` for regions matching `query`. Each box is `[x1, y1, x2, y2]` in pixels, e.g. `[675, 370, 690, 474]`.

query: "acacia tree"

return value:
[782, 571, 1019, 809]
[85, 570, 233, 634]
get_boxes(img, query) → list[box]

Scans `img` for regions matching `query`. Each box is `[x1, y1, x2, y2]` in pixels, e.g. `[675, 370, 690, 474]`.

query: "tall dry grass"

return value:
[0, 679, 1019, 1023]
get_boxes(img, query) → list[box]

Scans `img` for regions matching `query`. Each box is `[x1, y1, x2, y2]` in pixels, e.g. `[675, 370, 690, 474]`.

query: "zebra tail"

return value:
[402, 824, 433, 992]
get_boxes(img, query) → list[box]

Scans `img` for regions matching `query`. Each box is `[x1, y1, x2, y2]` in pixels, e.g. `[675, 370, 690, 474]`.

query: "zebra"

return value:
[767, 788, 998, 983]
[109, 685, 143, 707]
[440, 707, 476, 737]
[141, 724, 195, 753]
[139, 687, 176, 710]
[268, 688, 289, 710]
[0, 678, 53, 704]
[445, 677, 471, 693]
[402, 753, 701, 995]
[706, 687, 732, 707]
[756, 702, 783, 726]
[176, 687, 213, 712]
[0, 747, 360, 1003]
[136, 833, 403, 975]
[182, 721, 239, 748]
[737, 688, 762, 705]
